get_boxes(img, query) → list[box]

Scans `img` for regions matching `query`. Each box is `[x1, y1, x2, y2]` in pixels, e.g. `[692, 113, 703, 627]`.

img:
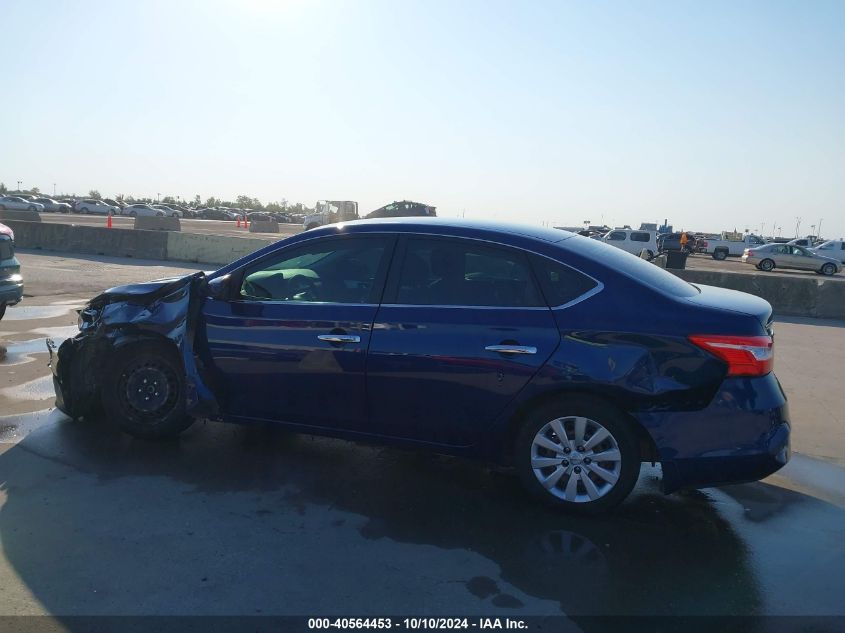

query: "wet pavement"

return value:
[0, 410, 843, 623]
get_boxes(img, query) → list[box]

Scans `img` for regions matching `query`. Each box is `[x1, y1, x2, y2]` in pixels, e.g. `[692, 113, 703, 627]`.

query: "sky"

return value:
[1, 0, 843, 238]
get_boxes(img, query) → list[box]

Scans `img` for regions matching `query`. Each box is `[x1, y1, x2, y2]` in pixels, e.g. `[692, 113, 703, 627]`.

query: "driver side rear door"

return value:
[200, 234, 396, 429]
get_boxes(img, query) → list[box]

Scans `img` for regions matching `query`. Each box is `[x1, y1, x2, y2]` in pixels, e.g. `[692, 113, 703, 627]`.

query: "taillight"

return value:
[746, 250, 754, 256]
[689, 334, 774, 377]
[701, 240, 708, 248]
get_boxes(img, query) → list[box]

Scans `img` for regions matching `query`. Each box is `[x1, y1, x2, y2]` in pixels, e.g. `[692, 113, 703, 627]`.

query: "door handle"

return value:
[485, 344, 537, 355]
[317, 334, 361, 344]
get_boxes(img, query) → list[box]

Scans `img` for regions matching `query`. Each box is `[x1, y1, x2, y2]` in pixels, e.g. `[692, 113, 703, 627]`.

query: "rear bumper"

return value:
[634, 372, 791, 493]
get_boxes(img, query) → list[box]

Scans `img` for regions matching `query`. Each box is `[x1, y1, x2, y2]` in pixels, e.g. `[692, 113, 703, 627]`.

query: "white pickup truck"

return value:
[698, 232, 767, 260]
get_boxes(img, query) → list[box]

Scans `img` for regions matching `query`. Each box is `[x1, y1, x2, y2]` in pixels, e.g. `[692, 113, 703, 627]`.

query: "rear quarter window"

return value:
[530, 255, 598, 306]
[560, 235, 699, 298]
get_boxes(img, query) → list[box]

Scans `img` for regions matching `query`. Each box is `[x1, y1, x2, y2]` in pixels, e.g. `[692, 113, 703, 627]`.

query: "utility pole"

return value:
[53, 183, 56, 196]
[795, 217, 802, 238]
[157, 192, 161, 202]
[16, 180, 21, 191]
[817, 218, 823, 239]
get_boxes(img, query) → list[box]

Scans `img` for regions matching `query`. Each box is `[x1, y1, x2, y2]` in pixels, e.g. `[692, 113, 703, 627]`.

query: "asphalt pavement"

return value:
[1, 251, 843, 624]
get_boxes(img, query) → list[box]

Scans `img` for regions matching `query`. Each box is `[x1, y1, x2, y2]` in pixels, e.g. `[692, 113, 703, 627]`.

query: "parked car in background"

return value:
[365, 200, 437, 219]
[810, 239, 845, 264]
[197, 207, 239, 220]
[601, 228, 658, 260]
[122, 203, 164, 217]
[698, 232, 766, 260]
[103, 198, 125, 211]
[657, 232, 697, 253]
[75, 199, 118, 215]
[742, 243, 841, 276]
[51, 218, 791, 513]
[303, 200, 359, 230]
[0, 221, 23, 321]
[34, 197, 72, 213]
[153, 204, 181, 218]
[787, 237, 821, 248]
[0, 196, 45, 212]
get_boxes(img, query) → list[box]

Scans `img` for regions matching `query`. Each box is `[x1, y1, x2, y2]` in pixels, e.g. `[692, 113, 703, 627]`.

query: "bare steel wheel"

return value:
[101, 341, 193, 439]
[516, 396, 641, 513]
[530, 416, 622, 503]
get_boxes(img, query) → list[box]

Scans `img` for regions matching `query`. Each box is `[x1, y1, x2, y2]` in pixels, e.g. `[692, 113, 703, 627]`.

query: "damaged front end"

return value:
[48, 272, 219, 420]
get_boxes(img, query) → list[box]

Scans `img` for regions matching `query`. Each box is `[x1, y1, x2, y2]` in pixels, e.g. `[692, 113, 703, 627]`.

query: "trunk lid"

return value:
[683, 283, 773, 331]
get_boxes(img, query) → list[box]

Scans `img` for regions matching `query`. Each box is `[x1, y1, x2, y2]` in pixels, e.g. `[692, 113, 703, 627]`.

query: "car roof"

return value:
[317, 217, 575, 244]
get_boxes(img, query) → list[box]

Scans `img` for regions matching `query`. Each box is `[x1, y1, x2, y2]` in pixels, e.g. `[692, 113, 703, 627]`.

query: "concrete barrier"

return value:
[673, 269, 845, 319]
[134, 216, 181, 231]
[248, 220, 280, 234]
[166, 232, 274, 265]
[0, 209, 42, 222]
[3, 221, 168, 260]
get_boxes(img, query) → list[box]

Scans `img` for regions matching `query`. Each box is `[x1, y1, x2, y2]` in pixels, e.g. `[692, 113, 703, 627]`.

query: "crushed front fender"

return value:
[49, 272, 220, 420]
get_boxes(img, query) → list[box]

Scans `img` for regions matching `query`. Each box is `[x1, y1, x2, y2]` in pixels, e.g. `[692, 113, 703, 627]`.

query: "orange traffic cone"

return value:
[107, 213, 113, 229]
[244, 217, 249, 229]
[236, 216, 241, 228]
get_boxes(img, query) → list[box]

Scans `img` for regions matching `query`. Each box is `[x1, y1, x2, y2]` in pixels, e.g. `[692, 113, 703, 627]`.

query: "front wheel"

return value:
[760, 258, 775, 272]
[821, 263, 837, 276]
[101, 342, 194, 440]
[515, 396, 640, 514]
[0, 303, 6, 321]
[28, 205, 37, 211]
[81, 207, 89, 214]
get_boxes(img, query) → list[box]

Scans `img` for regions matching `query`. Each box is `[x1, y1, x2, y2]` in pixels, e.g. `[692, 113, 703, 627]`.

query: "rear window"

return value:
[562, 235, 699, 297]
[631, 232, 651, 242]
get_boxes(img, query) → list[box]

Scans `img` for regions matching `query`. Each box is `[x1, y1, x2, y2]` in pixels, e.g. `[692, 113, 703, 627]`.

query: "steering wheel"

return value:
[287, 274, 319, 301]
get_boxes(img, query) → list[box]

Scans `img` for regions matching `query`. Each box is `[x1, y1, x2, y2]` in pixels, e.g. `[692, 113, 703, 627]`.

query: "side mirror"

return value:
[205, 274, 232, 300]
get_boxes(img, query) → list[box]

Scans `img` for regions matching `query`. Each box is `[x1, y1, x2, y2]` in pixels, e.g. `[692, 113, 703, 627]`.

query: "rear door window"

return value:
[607, 231, 626, 241]
[631, 232, 651, 242]
[394, 238, 543, 307]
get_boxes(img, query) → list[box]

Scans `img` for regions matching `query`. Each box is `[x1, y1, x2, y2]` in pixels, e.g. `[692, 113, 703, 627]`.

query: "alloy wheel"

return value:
[530, 416, 622, 503]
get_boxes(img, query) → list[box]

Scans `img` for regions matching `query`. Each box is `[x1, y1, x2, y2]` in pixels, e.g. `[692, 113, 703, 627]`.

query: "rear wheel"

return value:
[515, 396, 640, 513]
[0, 303, 6, 321]
[101, 342, 193, 440]
[821, 263, 837, 276]
[81, 207, 89, 214]
[28, 205, 37, 211]
[0, 204, 6, 210]
[760, 258, 775, 272]
[129, 210, 137, 217]
[712, 249, 728, 261]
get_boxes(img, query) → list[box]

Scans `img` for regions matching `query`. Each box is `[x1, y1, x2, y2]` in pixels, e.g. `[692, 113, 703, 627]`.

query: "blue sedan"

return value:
[50, 218, 790, 512]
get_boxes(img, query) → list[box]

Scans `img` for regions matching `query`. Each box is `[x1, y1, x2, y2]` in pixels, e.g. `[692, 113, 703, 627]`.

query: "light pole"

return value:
[157, 193, 161, 202]
[817, 218, 823, 239]
[16, 180, 21, 192]
[53, 183, 56, 196]
[778, 226, 782, 237]
[795, 217, 802, 238]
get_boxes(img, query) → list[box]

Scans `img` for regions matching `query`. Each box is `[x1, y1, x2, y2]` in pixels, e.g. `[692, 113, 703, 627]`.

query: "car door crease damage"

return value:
[46, 218, 792, 512]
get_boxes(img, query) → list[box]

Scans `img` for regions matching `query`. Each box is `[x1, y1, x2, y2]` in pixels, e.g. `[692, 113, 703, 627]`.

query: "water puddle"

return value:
[0, 326, 77, 366]
[2, 305, 75, 321]
[0, 409, 64, 443]
[0, 374, 55, 402]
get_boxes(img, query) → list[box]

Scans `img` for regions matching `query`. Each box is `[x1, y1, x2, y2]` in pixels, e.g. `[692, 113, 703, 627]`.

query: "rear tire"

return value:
[760, 258, 775, 272]
[0, 303, 6, 321]
[101, 342, 193, 440]
[821, 263, 836, 276]
[81, 207, 89, 214]
[515, 396, 641, 514]
[712, 250, 728, 261]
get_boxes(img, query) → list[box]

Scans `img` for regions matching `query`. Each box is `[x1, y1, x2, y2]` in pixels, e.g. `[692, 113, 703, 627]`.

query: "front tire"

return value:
[81, 207, 89, 214]
[515, 396, 640, 514]
[760, 258, 775, 272]
[101, 342, 193, 440]
[0, 303, 6, 321]
[821, 263, 837, 276]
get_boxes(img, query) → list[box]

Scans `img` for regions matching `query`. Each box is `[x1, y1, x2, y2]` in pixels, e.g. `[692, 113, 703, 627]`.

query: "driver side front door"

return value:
[200, 234, 395, 430]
